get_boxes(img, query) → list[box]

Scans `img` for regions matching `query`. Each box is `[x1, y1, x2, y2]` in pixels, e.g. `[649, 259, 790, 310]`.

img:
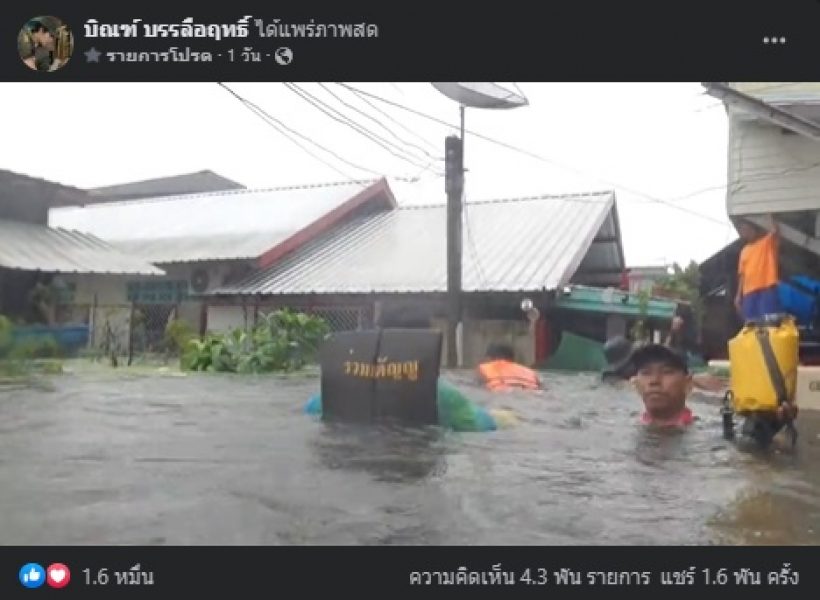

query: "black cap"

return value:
[630, 343, 688, 373]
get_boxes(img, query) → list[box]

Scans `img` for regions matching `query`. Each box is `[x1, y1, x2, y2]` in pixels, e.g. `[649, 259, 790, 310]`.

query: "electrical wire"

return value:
[461, 183, 488, 288]
[284, 83, 432, 172]
[337, 83, 729, 226]
[339, 83, 441, 154]
[217, 82, 363, 182]
[318, 82, 443, 162]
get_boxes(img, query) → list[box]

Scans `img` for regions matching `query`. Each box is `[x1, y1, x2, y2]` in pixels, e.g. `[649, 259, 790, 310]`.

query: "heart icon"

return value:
[46, 563, 70, 588]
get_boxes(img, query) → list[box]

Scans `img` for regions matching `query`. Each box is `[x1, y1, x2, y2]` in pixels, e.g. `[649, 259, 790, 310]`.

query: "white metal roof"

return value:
[211, 191, 622, 295]
[0, 220, 164, 275]
[48, 179, 393, 264]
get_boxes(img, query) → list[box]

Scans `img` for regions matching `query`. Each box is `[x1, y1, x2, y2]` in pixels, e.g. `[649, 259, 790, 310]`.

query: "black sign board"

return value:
[319, 328, 442, 425]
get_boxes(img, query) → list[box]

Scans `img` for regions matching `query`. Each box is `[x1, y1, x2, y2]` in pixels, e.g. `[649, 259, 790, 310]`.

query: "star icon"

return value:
[85, 47, 101, 63]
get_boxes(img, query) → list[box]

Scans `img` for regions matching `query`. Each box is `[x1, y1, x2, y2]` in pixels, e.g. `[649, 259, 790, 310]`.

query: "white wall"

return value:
[728, 116, 820, 216]
[433, 318, 534, 368]
[206, 305, 249, 334]
[64, 273, 131, 306]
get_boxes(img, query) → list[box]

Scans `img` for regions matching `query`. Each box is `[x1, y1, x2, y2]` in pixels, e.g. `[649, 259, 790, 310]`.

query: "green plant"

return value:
[630, 289, 651, 342]
[0, 314, 12, 358]
[28, 282, 57, 325]
[164, 318, 196, 355]
[181, 308, 329, 374]
[654, 260, 703, 334]
[8, 336, 62, 360]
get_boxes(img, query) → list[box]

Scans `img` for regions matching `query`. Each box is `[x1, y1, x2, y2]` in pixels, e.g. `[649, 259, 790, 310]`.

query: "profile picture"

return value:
[18, 16, 74, 72]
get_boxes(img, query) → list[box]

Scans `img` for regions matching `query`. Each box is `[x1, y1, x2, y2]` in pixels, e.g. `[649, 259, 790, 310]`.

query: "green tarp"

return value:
[543, 332, 608, 372]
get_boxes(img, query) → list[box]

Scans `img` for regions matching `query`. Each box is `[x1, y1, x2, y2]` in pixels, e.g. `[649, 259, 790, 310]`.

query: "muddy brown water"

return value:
[1, 366, 819, 545]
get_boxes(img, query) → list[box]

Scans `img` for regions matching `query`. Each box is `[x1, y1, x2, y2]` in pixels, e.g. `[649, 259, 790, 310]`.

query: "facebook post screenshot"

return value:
[0, 0, 818, 596]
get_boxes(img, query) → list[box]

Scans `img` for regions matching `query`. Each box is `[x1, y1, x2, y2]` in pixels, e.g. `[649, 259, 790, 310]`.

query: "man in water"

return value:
[629, 342, 799, 447]
[631, 343, 695, 427]
[603, 331, 725, 393]
[476, 342, 541, 391]
[735, 215, 780, 322]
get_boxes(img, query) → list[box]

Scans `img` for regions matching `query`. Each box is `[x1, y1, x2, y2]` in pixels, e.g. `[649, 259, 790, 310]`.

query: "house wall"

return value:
[206, 305, 250, 333]
[728, 116, 820, 216]
[56, 259, 256, 351]
[208, 293, 542, 368]
[457, 318, 534, 367]
[58, 274, 130, 349]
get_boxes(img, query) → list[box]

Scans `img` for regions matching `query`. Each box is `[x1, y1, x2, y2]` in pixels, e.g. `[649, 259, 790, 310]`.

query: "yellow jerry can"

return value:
[727, 316, 799, 414]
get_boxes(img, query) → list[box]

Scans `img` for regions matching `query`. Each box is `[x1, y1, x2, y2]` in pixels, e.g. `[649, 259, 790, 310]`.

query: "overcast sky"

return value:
[0, 82, 735, 266]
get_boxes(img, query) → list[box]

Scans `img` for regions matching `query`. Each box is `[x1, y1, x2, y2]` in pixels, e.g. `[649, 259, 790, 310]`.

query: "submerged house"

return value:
[703, 82, 820, 278]
[0, 170, 163, 346]
[47, 179, 397, 349]
[40, 173, 676, 366]
[205, 190, 664, 367]
[699, 83, 820, 356]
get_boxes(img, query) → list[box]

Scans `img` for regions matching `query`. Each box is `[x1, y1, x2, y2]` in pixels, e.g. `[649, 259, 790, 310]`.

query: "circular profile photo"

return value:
[18, 16, 74, 72]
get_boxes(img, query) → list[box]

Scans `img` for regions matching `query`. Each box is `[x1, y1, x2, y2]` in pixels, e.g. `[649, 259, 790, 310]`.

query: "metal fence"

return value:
[79, 302, 373, 359]
[77, 302, 179, 358]
[129, 303, 178, 354]
[257, 304, 374, 333]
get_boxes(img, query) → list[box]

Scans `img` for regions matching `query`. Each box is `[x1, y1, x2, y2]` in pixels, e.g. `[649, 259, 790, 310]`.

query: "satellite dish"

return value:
[431, 82, 528, 109]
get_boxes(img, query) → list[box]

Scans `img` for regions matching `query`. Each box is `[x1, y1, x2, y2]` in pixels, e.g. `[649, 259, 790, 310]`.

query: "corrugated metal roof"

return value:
[48, 179, 392, 264]
[0, 219, 165, 275]
[211, 191, 621, 295]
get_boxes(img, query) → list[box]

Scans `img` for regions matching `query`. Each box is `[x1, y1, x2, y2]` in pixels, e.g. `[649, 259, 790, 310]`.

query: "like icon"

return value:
[19, 563, 45, 588]
[46, 563, 70, 589]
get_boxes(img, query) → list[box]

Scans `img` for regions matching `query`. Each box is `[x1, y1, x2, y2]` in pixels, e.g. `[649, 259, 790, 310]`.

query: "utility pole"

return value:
[432, 83, 527, 367]
[445, 131, 464, 368]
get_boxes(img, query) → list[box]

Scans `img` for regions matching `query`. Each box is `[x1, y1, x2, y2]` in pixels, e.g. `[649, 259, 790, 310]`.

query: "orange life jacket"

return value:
[478, 360, 540, 391]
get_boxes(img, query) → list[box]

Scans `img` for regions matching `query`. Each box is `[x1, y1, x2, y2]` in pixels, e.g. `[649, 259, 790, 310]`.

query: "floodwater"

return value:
[1, 365, 820, 545]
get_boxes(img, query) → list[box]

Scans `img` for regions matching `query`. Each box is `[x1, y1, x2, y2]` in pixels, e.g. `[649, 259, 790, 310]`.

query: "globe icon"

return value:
[274, 47, 293, 65]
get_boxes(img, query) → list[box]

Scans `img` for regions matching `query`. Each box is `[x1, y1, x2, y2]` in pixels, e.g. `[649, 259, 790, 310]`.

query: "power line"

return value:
[338, 83, 729, 226]
[303, 82, 439, 171]
[339, 83, 440, 154]
[318, 82, 443, 162]
[218, 82, 384, 181]
[217, 82, 362, 182]
[461, 183, 488, 288]
[284, 83, 432, 172]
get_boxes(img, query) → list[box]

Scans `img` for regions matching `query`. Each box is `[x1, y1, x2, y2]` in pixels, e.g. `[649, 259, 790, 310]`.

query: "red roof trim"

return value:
[256, 178, 395, 270]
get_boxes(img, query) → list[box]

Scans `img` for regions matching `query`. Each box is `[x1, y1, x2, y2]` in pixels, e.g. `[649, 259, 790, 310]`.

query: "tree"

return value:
[654, 261, 703, 338]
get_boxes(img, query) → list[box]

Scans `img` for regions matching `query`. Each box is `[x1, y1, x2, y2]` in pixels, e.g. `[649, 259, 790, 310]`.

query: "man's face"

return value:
[738, 222, 759, 243]
[33, 28, 55, 50]
[633, 360, 691, 418]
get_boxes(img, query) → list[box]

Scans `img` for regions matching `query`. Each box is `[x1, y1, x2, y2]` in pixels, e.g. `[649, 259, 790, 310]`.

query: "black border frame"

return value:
[1, 0, 817, 81]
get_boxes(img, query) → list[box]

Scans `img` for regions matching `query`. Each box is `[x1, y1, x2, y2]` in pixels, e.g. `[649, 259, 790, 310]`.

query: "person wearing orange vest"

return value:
[477, 343, 542, 391]
[735, 215, 780, 322]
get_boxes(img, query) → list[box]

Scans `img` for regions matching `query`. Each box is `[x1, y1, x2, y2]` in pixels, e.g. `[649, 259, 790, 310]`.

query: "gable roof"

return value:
[211, 191, 623, 295]
[86, 170, 245, 203]
[0, 219, 163, 275]
[48, 179, 397, 264]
